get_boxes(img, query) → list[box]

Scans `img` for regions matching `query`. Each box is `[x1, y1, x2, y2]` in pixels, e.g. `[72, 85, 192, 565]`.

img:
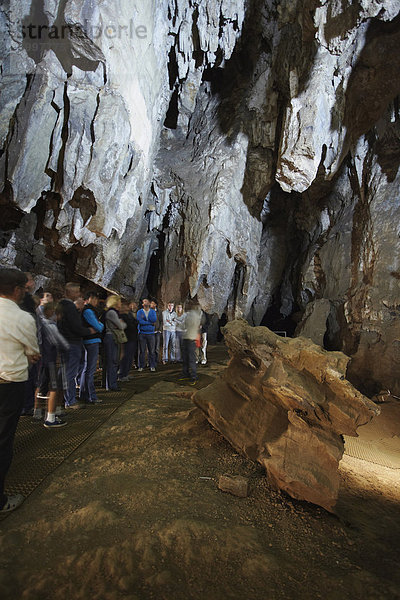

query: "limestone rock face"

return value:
[294, 299, 331, 346]
[1, 1, 400, 394]
[193, 320, 379, 512]
[275, 0, 399, 193]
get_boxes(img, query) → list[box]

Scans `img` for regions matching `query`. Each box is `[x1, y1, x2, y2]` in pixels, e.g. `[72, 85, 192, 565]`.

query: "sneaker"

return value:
[32, 414, 43, 422]
[138, 368, 143, 372]
[189, 379, 198, 386]
[118, 376, 130, 382]
[88, 398, 103, 404]
[178, 376, 190, 381]
[64, 403, 82, 410]
[150, 367, 156, 372]
[201, 359, 207, 365]
[0, 494, 24, 513]
[162, 360, 167, 365]
[44, 416, 67, 428]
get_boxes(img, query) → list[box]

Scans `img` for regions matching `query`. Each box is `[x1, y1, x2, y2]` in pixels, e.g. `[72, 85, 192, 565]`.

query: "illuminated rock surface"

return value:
[193, 319, 380, 511]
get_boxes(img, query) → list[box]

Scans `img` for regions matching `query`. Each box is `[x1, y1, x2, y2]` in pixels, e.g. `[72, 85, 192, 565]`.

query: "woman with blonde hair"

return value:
[103, 295, 127, 391]
[174, 303, 186, 362]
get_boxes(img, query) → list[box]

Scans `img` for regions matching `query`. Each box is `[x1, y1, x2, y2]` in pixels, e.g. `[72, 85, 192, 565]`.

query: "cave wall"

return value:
[1, 0, 400, 393]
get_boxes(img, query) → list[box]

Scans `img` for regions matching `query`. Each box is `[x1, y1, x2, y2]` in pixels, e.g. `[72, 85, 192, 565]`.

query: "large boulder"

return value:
[193, 319, 379, 512]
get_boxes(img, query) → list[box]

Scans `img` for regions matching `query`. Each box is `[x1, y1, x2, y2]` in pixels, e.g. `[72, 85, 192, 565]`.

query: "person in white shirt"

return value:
[162, 302, 177, 364]
[0, 268, 40, 513]
[179, 301, 201, 385]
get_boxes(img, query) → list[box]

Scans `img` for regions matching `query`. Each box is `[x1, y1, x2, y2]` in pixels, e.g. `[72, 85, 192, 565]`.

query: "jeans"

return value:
[61, 342, 83, 406]
[0, 381, 25, 507]
[198, 332, 207, 362]
[119, 340, 137, 378]
[175, 331, 183, 361]
[138, 334, 156, 369]
[154, 332, 161, 363]
[182, 339, 197, 380]
[76, 348, 86, 387]
[163, 330, 176, 362]
[104, 333, 119, 390]
[80, 343, 100, 402]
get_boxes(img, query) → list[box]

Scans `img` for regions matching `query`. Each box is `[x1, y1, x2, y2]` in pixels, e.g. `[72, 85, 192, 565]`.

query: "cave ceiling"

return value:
[1, 0, 400, 393]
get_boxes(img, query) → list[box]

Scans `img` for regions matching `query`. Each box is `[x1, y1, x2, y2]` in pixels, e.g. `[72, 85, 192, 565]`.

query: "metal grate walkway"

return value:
[4, 385, 134, 502]
[344, 435, 400, 469]
[1, 346, 229, 517]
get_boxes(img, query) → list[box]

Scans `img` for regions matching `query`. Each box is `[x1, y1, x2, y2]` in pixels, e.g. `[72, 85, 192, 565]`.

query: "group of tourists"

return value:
[139, 299, 209, 372]
[0, 267, 210, 513]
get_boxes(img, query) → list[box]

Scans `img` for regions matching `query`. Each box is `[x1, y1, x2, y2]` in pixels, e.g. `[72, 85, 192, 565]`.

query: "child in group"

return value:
[33, 302, 70, 428]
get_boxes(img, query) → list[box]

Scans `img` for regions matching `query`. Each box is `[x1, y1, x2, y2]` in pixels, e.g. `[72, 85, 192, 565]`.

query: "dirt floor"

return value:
[0, 345, 399, 600]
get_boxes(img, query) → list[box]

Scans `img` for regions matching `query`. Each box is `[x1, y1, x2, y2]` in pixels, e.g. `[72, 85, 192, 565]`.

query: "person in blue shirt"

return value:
[137, 298, 157, 372]
[79, 291, 104, 404]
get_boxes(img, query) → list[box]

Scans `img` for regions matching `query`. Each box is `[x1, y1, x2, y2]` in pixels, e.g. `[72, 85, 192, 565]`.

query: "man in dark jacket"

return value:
[57, 283, 94, 409]
[20, 272, 37, 316]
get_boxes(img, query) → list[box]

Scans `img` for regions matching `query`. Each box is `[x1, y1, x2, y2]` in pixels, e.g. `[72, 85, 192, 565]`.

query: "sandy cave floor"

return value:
[0, 345, 399, 600]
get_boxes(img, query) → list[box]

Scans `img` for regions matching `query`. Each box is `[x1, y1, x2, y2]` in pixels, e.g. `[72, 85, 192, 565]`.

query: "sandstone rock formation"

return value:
[1, 1, 400, 394]
[193, 320, 380, 512]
